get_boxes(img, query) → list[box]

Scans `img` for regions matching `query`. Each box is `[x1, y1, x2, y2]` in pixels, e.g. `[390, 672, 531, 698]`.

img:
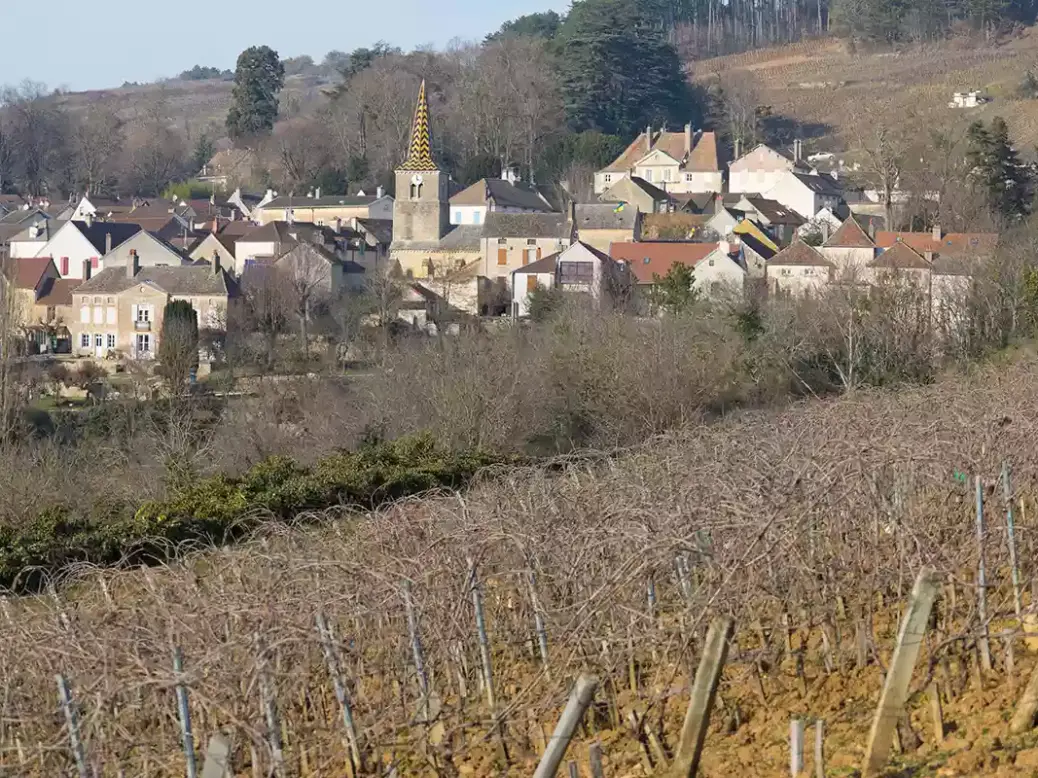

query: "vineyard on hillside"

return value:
[9, 358, 1038, 775]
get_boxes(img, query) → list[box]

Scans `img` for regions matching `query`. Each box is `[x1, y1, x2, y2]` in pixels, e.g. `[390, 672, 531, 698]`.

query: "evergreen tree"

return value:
[652, 263, 699, 313]
[487, 10, 563, 41]
[554, 0, 698, 138]
[966, 116, 1033, 222]
[158, 300, 199, 392]
[226, 46, 285, 140]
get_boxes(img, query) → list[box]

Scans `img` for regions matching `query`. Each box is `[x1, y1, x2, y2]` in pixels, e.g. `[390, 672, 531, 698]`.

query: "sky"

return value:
[0, 0, 572, 91]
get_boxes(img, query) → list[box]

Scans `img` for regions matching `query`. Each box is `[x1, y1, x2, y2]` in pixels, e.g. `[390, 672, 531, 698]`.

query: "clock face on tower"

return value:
[411, 174, 424, 187]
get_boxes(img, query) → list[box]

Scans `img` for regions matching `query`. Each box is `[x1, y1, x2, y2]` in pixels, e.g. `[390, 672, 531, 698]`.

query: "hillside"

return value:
[8, 354, 1038, 775]
[692, 29, 1038, 155]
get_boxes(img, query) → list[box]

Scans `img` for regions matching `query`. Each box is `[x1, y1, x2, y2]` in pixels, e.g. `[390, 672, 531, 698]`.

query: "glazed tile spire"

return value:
[399, 80, 439, 172]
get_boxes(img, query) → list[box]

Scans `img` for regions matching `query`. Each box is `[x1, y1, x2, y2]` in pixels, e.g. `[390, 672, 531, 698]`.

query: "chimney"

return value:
[932, 223, 942, 241]
[82, 259, 91, 281]
[868, 220, 877, 240]
[645, 125, 652, 153]
[376, 185, 385, 199]
[734, 138, 742, 161]
[568, 199, 576, 227]
[315, 187, 321, 199]
[28, 223, 39, 239]
[126, 249, 139, 279]
[793, 139, 802, 163]
[334, 217, 342, 234]
[105, 231, 112, 255]
[685, 123, 692, 155]
[211, 250, 221, 276]
[84, 212, 94, 228]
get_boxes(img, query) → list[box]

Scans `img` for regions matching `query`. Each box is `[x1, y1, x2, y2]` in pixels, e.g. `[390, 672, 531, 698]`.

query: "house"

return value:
[254, 192, 394, 226]
[8, 217, 64, 258]
[767, 240, 834, 297]
[610, 240, 744, 300]
[735, 232, 776, 279]
[574, 203, 639, 254]
[198, 148, 261, 190]
[599, 177, 674, 214]
[735, 196, 805, 246]
[71, 195, 148, 221]
[104, 230, 189, 270]
[449, 175, 555, 225]
[874, 226, 997, 261]
[234, 222, 298, 273]
[35, 218, 142, 279]
[107, 208, 196, 249]
[226, 188, 271, 220]
[798, 208, 843, 243]
[4, 257, 77, 352]
[0, 209, 52, 259]
[71, 253, 235, 359]
[729, 143, 811, 196]
[275, 242, 358, 298]
[819, 216, 877, 279]
[188, 233, 238, 274]
[865, 240, 931, 288]
[595, 125, 722, 195]
[763, 171, 843, 220]
[510, 241, 629, 318]
[481, 212, 573, 282]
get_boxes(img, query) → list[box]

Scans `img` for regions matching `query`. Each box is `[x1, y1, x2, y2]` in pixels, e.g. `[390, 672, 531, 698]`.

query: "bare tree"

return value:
[272, 117, 335, 191]
[854, 121, 914, 230]
[241, 266, 293, 369]
[0, 81, 71, 195]
[72, 103, 124, 195]
[279, 245, 333, 360]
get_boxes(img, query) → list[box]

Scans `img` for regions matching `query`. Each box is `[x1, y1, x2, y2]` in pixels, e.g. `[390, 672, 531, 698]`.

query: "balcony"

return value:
[134, 320, 152, 332]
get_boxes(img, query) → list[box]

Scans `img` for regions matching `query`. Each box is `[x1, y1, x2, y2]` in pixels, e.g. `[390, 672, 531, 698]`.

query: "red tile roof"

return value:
[824, 217, 875, 248]
[9, 256, 54, 290]
[610, 241, 719, 283]
[875, 230, 997, 257]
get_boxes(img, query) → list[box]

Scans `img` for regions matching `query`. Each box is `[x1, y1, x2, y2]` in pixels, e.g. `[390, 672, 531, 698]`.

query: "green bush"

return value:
[0, 433, 511, 591]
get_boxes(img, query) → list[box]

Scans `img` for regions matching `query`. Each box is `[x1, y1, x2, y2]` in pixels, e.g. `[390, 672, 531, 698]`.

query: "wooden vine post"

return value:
[861, 567, 939, 778]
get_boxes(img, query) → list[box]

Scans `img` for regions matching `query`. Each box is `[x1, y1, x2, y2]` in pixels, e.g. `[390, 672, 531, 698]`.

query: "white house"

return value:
[104, 230, 190, 270]
[767, 239, 835, 297]
[818, 217, 876, 279]
[449, 174, 555, 226]
[595, 125, 722, 195]
[510, 241, 628, 317]
[34, 218, 143, 279]
[8, 216, 61, 258]
[763, 171, 843, 220]
[798, 207, 843, 242]
[729, 143, 808, 196]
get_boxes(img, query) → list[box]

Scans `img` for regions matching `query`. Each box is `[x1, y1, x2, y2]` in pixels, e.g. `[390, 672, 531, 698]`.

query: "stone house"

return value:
[767, 240, 834, 298]
[449, 175, 555, 226]
[595, 125, 722, 194]
[71, 253, 235, 360]
[510, 241, 629, 318]
[574, 204, 639, 254]
[481, 212, 573, 284]
[254, 193, 394, 226]
[599, 177, 674, 214]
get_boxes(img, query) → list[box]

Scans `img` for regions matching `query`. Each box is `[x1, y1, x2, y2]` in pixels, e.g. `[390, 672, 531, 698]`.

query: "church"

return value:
[389, 81, 492, 314]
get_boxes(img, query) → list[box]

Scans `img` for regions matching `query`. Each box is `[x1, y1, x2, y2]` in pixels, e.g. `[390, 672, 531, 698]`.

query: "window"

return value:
[137, 306, 151, 323]
[80, 306, 89, 324]
[454, 211, 462, 223]
[559, 261, 594, 284]
[663, 168, 672, 181]
[60, 257, 69, 276]
[603, 174, 612, 184]
[643, 169, 653, 182]
[136, 333, 151, 354]
[526, 239, 537, 246]
[643, 257, 651, 264]
[708, 259, 715, 266]
[80, 333, 90, 348]
[93, 297, 101, 304]
[94, 334, 103, 348]
[780, 268, 791, 276]
[474, 211, 482, 225]
[107, 334, 116, 349]
[685, 173, 694, 182]
[497, 247, 508, 266]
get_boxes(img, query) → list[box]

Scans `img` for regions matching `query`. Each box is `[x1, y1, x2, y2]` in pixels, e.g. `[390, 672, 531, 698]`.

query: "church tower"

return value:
[391, 80, 449, 246]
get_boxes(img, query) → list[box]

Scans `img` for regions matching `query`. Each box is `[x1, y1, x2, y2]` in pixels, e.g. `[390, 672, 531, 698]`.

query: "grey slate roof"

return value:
[74, 265, 233, 296]
[574, 203, 638, 231]
[484, 212, 571, 239]
[75, 221, 143, 254]
[262, 195, 381, 209]
[437, 225, 484, 251]
[791, 172, 843, 197]
[356, 218, 393, 245]
[450, 179, 554, 212]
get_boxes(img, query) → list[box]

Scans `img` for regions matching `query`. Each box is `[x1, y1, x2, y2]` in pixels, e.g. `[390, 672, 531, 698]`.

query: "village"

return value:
[0, 76, 999, 377]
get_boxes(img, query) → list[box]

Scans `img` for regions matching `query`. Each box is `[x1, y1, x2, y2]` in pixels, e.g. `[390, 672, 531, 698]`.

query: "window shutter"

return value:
[80, 306, 89, 324]
[61, 257, 69, 276]
[536, 247, 542, 260]
[131, 304, 139, 323]
[527, 275, 537, 293]
[497, 247, 507, 266]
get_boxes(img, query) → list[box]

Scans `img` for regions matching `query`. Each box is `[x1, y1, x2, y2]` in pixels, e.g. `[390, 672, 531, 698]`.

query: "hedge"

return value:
[0, 433, 512, 591]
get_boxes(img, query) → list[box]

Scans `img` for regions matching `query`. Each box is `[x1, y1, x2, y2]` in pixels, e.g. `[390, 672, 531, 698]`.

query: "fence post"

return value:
[814, 719, 825, 778]
[254, 634, 284, 778]
[173, 646, 199, 778]
[402, 579, 430, 716]
[468, 558, 497, 711]
[790, 718, 805, 777]
[315, 612, 362, 776]
[56, 674, 88, 778]
[1003, 462, 1024, 620]
[975, 476, 993, 672]
[532, 675, 599, 778]
[588, 740, 605, 778]
[200, 734, 233, 778]
[528, 569, 550, 671]
[861, 567, 939, 778]
[669, 616, 735, 778]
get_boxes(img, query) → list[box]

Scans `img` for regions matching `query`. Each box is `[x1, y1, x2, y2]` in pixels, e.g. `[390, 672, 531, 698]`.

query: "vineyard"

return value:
[10, 357, 1038, 776]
